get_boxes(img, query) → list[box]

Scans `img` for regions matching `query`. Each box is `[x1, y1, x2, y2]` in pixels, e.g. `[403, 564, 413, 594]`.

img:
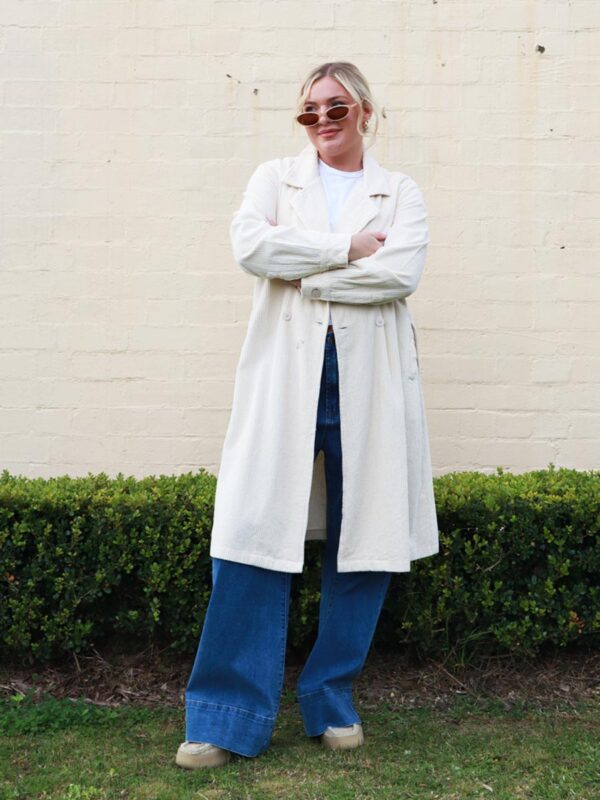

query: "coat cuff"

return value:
[320, 232, 352, 270]
[301, 269, 338, 301]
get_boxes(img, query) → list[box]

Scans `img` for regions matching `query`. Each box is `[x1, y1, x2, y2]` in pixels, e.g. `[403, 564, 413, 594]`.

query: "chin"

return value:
[314, 138, 345, 152]
[311, 133, 344, 148]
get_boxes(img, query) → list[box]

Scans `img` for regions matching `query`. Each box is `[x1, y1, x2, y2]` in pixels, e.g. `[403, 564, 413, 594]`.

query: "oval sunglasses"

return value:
[296, 102, 358, 127]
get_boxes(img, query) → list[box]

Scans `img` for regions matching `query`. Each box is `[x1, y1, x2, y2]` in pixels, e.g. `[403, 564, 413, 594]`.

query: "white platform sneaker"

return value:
[175, 740, 232, 769]
[321, 722, 364, 750]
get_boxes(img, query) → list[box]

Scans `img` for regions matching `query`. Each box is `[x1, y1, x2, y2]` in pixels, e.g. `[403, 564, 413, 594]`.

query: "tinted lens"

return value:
[327, 106, 350, 121]
[297, 112, 319, 126]
[296, 105, 351, 126]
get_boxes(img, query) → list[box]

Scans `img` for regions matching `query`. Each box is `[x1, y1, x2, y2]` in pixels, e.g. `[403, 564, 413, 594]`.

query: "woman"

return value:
[176, 61, 439, 769]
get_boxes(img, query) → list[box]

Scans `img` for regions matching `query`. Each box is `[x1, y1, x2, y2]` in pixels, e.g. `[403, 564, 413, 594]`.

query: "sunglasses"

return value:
[296, 102, 358, 127]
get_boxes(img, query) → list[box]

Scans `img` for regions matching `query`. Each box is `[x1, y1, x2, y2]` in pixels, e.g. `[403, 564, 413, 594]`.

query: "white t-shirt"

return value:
[318, 157, 364, 325]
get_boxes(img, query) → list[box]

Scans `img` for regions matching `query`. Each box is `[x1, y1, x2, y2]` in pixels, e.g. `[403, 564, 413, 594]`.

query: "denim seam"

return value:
[320, 429, 341, 634]
[324, 343, 330, 422]
[318, 536, 338, 633]
[319, 588, 336, 634]
[186, 698, 275, 723]
[272, 572, 290, 718]
[297, 684, 353, 700]
[327, 337, 339, 425]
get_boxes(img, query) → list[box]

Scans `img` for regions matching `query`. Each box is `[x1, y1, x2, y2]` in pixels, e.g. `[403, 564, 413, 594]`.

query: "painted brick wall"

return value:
[1, 1, 598, 477]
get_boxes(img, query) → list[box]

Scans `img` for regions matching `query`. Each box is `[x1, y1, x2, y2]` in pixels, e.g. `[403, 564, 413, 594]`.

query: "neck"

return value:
[318, 144, 364, 172]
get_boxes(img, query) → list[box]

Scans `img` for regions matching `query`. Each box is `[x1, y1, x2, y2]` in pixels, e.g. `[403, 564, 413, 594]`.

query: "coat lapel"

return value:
[282, 142, 392, 234]
[285, 156, 330, 232]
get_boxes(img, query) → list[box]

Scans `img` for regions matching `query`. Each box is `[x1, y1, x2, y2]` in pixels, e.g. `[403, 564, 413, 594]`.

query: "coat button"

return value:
[311, 288, 321, 299]
[375, 317, 384, 326]
[283, 311, 291, 320]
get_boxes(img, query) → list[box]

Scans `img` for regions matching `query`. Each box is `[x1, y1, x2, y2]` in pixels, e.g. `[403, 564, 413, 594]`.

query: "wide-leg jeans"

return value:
[184, 329, 393, 757]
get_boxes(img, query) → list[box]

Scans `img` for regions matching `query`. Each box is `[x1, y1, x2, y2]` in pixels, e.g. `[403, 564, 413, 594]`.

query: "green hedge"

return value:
[378, 465, 600, 663]
[1, 465, 598, 667]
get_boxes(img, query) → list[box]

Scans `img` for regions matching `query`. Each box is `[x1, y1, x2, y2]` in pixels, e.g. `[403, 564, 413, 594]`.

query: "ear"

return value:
[361, 101, 373, 123]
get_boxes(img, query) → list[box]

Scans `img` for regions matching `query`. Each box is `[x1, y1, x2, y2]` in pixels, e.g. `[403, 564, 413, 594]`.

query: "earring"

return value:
[362, 119, 369, 131]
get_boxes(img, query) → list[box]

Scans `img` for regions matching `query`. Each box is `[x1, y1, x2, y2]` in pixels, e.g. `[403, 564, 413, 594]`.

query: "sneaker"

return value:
[321, 722, 364, 750]
[175, 740, 232, 769]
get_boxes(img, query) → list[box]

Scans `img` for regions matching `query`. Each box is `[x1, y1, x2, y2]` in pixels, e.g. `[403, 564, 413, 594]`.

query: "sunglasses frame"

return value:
[295, 102, 359, 127]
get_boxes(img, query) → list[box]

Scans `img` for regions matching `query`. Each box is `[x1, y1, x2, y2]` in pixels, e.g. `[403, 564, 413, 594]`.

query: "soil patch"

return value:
[1, 643, 598, 713]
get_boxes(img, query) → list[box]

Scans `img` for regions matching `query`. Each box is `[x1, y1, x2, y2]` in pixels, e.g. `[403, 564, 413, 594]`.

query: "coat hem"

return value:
[336, 557, 411, 572]
[210, 542, 440, 574]
[209, 543, 304, 573]
[337, 546, 439, 573]
[410, 544, 440, 562]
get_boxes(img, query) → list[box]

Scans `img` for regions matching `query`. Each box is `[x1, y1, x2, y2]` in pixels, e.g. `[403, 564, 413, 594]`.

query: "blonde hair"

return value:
[294, 61, 382, 148]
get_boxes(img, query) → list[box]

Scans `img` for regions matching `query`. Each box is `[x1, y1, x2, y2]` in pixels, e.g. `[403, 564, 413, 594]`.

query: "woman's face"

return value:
[301, 76, 370, 162]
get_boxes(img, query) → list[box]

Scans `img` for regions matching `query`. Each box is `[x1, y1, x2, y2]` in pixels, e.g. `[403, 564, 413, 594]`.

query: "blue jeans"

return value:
[184, 329, 392, 757]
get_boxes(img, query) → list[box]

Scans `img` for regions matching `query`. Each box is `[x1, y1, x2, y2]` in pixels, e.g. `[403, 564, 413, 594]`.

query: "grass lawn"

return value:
[1, 688, 598, 800]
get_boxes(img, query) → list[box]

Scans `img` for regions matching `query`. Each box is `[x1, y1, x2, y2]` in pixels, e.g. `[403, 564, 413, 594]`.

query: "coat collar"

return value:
[280, 142, 392, 233]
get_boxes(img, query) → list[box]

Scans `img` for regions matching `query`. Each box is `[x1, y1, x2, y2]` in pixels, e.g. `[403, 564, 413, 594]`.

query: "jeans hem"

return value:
[185, 699, 274, 757]
[296, 686, 361, 738]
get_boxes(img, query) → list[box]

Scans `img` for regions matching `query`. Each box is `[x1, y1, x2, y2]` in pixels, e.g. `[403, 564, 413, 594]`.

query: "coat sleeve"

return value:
[299, 176, 429, 305]
[229, 159, 353, 280]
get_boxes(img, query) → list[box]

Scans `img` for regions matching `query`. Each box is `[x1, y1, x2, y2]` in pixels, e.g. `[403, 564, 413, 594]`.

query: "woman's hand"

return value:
[348, 230, 387, 261]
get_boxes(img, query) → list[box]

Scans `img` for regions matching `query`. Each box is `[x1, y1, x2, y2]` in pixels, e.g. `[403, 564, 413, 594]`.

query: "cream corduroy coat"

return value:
[208, 141, 439, 573]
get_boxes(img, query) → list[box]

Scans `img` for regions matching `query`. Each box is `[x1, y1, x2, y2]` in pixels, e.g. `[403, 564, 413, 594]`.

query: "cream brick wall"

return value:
[1, 0, 598, 478]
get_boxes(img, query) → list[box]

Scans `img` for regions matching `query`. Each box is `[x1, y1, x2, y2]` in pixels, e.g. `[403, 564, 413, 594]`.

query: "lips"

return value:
[319, 129, 340, 136]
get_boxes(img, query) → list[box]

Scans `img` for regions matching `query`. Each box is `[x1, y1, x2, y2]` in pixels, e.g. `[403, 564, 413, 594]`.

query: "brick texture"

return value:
[1, 0, 598, 477]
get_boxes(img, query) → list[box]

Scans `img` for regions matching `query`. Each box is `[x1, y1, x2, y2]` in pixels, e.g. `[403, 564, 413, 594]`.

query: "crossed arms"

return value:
[229, 160, 429, 305]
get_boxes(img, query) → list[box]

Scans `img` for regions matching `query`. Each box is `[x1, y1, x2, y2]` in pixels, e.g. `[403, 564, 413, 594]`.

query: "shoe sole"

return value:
[321, 727, 365, 750]
[175, 747, 232, 769]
